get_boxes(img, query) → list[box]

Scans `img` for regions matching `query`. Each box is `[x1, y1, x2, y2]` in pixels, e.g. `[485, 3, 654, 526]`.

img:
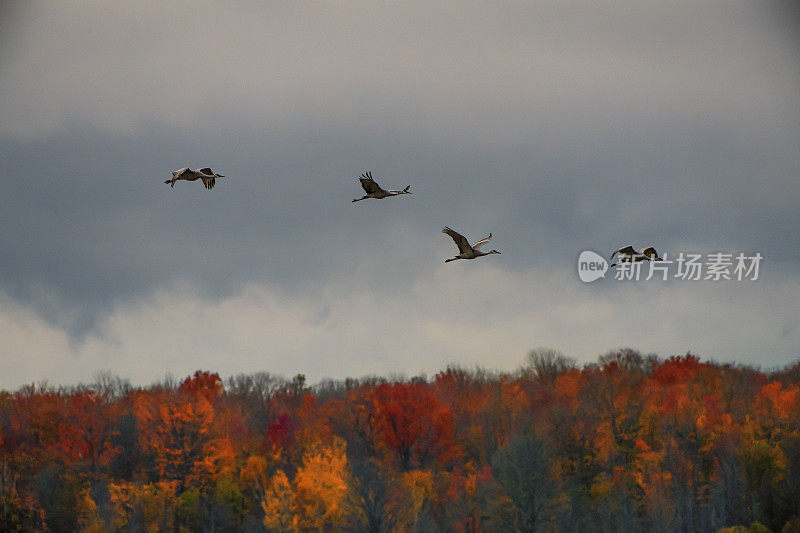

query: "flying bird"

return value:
[442, 227, 501, 262]
[609, 245, 663, 267]
[164, 167, 225, 189]
[352, 171, 411, 202]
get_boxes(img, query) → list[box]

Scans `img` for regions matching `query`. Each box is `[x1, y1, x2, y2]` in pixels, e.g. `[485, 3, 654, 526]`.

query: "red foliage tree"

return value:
[179, 370, 223, 403]
[56, 391, 121, 473]
[370, 382, 460, 470]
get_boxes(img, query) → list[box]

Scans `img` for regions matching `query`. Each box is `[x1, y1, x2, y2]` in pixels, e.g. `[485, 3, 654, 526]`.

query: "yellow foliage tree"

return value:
[262, 469, 295, 531]
[108, 481, 178, 532]
[241, 455, 269, 503]
[76, 485, 103, 533]
[398, 469, 436, 530]
[293, 437, 349, 530]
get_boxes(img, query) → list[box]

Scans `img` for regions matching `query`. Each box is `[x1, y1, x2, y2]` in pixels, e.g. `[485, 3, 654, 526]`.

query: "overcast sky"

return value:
[1, 1, 799, 390]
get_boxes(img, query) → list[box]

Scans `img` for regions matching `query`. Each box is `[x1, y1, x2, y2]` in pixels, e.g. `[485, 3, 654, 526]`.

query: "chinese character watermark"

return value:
[578, 251, 762, 283]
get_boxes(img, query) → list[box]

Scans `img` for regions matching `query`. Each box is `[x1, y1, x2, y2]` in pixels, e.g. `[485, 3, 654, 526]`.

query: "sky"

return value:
[1, 1, 799, 390]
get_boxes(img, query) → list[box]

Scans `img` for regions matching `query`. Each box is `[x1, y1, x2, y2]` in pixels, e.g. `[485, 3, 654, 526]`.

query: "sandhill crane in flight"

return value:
[442, 227, 501, 262]
[164, 167, 225, 190]
[609, 245, 663, 267]
[352, 171, 411, 202]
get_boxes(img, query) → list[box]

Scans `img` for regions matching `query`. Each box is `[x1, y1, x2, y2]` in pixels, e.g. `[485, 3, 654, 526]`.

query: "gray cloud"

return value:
[0, 1, 798, 384]
[1, 266, 797, 391]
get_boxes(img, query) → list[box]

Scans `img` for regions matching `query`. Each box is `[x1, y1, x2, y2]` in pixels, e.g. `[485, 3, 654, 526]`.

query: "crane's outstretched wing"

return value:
[199, 167, 215, 176]
[611, 245, 636, 259]
[472, 233, 492, 250]
[173, 167, 190, 178]
[201, 176, 216, 189]
[443, 227, 472, 254]
[642, 247, 662, 260]
[358, 171, 383, 194]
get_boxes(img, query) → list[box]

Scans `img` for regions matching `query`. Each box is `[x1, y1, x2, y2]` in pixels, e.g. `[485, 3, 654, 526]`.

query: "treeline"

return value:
[1, 349, 799, 532]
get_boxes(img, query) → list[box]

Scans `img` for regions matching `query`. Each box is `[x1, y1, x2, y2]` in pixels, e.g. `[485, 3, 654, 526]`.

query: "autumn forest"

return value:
[1, 349, 800, 532]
